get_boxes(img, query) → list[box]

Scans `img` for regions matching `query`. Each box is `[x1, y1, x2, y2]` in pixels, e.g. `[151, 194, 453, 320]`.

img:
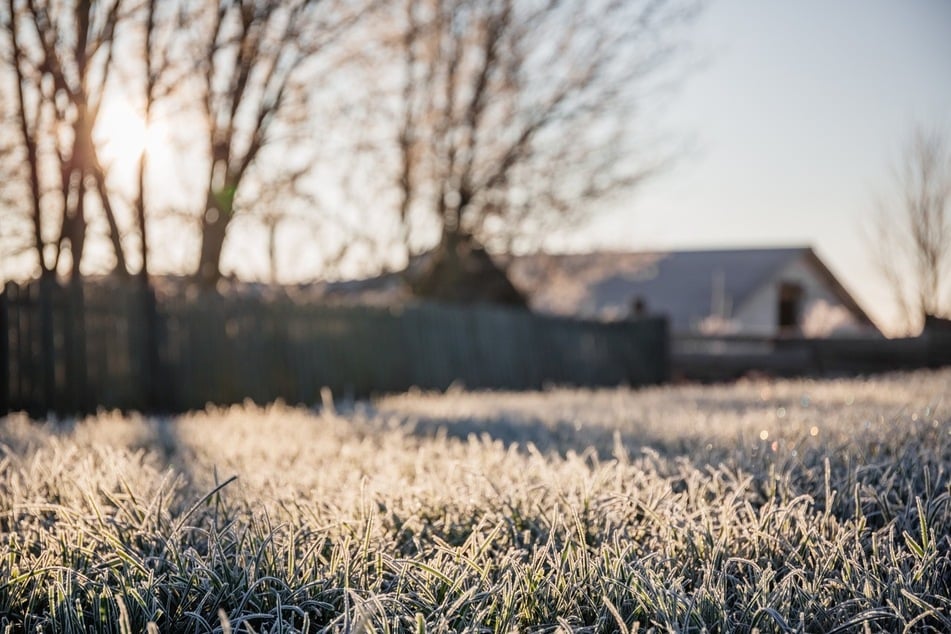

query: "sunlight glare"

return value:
[96, 99, 164, 166]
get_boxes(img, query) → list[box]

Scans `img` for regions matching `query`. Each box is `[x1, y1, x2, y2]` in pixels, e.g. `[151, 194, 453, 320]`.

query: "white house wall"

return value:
[733, 256, 866, 337]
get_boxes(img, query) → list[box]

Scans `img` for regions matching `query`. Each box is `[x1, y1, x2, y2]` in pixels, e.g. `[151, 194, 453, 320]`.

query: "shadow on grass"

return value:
[0, 411, 198, 497]
[141, 416, 197, 488]
[376, 408, 704, 462]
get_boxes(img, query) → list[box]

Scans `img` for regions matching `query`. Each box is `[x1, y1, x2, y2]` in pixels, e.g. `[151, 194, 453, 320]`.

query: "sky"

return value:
[572, 0, 951, 333]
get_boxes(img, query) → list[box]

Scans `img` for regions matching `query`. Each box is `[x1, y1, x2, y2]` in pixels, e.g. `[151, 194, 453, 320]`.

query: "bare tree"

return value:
[373, 0, 697, 301]
[188, 0, 371, 287]
[133, 0, 160, 283]
[2, 0, 379, 286]
[868, 127, 951, 334]
[0, 0, 133, 280]
[0, 88, 34, 277]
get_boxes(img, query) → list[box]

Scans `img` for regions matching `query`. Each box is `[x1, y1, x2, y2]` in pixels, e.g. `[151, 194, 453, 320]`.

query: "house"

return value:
[306, 245, 879, 338]
[504, 247, 880, 337]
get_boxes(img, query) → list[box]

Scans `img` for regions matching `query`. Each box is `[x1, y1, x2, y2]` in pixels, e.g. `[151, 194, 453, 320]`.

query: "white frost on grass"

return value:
[0, 368, 949, 632]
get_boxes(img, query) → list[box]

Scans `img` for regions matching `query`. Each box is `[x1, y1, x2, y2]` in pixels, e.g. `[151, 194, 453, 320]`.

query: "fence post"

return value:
[140, 281, 163, 412]
[64, 281, 88, 413]
[10, 283, 23, 412]
[655, 316, 671, 384]
[0, 284, 8, 415]
[38, 276, 56, 417]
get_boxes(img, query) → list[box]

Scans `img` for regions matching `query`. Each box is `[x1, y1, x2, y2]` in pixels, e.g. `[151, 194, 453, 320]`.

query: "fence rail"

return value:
[1, 279, 669, 416]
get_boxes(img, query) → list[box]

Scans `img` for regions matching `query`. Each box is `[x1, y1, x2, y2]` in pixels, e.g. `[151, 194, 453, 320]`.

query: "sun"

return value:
[96, 98, 165, 166]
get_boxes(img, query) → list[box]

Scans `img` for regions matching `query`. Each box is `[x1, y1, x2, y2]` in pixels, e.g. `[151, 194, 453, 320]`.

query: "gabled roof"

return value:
[506, 247, 876, 332]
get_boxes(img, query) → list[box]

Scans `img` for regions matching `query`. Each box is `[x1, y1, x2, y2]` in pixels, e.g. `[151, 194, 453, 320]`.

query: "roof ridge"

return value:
[513, 246, 812, 258]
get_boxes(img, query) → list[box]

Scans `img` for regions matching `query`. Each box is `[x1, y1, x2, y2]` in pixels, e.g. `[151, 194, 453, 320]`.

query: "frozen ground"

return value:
[1, 369, 949, 631]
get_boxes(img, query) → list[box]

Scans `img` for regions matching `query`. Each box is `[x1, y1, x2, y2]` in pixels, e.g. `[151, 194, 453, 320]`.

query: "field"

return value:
[1, 370, 950, 633]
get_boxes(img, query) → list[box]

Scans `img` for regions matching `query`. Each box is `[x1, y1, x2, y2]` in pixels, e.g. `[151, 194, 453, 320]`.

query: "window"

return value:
[630, 295, 647, 317]
[778, 282, 803, 330]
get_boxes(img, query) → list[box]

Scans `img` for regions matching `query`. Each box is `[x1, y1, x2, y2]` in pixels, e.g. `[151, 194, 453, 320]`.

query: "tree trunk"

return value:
[136, 150, 149, 284]
[195, 197, 231, 287]
[91, 165, 130, 277]
[409, 229, 526, 307]
[9, 7, 51, 277]
[65, 176, 87, 282]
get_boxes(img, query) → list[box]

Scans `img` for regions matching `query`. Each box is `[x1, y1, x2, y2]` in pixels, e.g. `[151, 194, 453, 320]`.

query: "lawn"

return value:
[1, 369, 949, 632]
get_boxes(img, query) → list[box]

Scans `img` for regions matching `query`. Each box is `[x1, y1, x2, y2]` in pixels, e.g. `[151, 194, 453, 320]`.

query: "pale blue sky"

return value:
[575, 0, 951, 332]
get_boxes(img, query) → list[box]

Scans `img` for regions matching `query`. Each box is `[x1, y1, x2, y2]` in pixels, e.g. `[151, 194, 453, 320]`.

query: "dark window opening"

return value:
[630, 295, 647, 318]
[778, 282, 803, 330]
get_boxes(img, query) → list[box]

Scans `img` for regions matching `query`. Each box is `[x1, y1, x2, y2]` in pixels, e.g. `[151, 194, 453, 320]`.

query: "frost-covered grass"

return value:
[1, 369, 950, 632]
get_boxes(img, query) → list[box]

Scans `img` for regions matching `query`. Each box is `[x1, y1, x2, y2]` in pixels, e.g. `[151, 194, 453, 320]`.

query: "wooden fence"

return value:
[672, 327, 951, 382]
[0, 279, 669, 416]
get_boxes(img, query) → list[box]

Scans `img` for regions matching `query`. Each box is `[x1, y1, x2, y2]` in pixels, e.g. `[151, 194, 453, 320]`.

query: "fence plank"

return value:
[66, 282, 88, 413]
[11, 283, 25, 410]
[0, 285, 8, 414]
